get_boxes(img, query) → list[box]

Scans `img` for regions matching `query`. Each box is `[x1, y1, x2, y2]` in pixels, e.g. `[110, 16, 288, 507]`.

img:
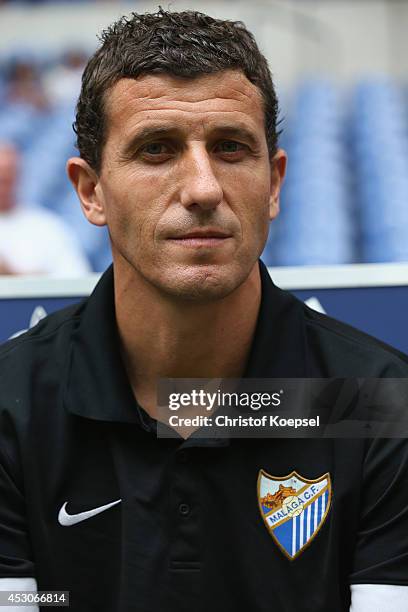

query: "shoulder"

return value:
[0, 301, 83, 377]
[301, 301, 408, 377]
[0, 302, 85, 436]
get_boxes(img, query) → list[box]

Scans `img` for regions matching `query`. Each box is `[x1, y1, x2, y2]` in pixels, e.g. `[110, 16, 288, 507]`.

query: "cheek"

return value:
[109, 203, 176, 272]
[223, 160, 271, 210]
[237, 191, 271, 252]
[233, 179, 271, 229]
[102, 175, 161, 244]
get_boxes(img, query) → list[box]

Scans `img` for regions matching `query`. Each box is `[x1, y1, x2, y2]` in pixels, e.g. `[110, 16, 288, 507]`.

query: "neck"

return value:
[114, 260, 262, 418]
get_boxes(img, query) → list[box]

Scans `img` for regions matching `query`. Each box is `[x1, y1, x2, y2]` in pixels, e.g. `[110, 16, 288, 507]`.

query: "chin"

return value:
[155, 261, 252, 302]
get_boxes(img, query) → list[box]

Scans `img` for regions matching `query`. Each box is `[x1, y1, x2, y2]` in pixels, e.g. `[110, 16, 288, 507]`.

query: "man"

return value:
[0, 9, 407, 612]
[0, 141, 90, 276]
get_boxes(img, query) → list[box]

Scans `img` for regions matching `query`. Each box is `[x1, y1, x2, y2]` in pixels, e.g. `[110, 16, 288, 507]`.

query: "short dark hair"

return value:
[74, 8, 280, 173]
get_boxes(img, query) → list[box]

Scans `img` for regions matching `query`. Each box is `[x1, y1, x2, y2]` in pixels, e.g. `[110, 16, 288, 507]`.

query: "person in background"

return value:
[0, 141, 91, 275]
[43, 49, 88, 107]
[5, 59, 49, 111]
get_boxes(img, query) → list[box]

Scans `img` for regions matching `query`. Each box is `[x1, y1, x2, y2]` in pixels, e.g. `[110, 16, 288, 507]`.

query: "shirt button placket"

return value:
[170, 448, 200, 570]
[178, 502, 190, 516]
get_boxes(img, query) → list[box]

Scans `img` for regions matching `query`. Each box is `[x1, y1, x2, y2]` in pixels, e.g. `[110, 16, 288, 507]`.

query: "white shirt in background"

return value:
[0, 205, 91, 276]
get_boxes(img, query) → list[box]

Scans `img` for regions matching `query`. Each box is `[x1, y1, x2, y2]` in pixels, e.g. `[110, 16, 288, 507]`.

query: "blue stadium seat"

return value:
[350, 79, 408, 262]
[263, 79, 354, 266]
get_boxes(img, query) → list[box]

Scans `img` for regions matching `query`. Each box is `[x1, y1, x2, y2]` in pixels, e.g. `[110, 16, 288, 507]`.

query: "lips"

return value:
[166, 228, 232, 248]
[168, 228, 231, 240]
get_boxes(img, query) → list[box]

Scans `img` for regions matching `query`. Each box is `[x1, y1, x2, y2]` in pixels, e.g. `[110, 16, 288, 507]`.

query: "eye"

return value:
[214, 140, 247, 155]
[136, 141, 174, 164]
[141, 142, 170, 156]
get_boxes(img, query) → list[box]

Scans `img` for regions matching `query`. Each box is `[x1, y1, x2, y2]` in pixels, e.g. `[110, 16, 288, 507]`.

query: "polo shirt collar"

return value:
[64, 265, 142, 424]
[64, 260, 308, 423]
[245, 260, 308, 378]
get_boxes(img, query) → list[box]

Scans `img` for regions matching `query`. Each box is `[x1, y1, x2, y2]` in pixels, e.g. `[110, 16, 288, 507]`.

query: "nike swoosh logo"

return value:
[58, 499, 122, 526]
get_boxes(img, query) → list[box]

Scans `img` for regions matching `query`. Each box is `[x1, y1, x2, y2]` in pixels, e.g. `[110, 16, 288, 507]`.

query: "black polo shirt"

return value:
[0, 260, 407, 611]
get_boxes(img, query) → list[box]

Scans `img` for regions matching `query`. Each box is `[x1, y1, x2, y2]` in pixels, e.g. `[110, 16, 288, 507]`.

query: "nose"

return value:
[179, 144, 223, 211]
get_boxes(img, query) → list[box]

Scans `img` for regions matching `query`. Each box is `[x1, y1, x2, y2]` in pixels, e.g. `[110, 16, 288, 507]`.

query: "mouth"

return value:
[167, 228, 232, 248]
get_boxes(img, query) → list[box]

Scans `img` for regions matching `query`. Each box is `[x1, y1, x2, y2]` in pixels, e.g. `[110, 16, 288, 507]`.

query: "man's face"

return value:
[83, 70, 286, 300]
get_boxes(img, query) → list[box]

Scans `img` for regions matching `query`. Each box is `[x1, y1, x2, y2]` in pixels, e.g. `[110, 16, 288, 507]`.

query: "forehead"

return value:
[103, 70, 265, 141]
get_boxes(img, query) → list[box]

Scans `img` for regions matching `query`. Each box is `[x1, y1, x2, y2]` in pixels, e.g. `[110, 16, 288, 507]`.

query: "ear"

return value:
[66, 157, 107, 227]
[269, 149, 287, 220]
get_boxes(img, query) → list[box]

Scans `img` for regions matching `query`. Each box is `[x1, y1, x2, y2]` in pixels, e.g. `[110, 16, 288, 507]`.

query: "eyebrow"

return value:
[211, 125, 260, 148]
[122, 122, 261, 157]
[122, 125, 180, 157]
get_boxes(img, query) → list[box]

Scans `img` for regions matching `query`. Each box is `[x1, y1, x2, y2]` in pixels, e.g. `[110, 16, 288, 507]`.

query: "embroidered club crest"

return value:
[257, 469, 332, 560]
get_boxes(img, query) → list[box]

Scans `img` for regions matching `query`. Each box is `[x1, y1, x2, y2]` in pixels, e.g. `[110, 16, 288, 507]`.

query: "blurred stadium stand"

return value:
[267, 80, 354, 267]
